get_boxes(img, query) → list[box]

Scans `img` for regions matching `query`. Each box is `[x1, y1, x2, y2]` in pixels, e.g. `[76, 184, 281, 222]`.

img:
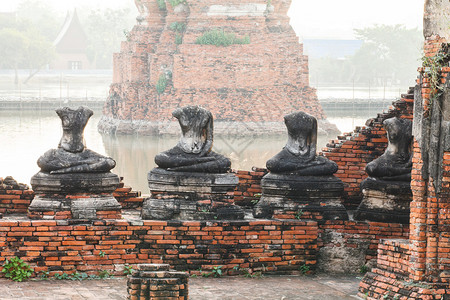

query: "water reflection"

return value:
[0, 108, 381, 193]
[102, 133, 329, 192]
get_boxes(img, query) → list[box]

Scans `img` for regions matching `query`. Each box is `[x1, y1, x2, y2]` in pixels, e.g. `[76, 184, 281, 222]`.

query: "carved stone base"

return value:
[354, 178, 412, 224]
[28, 194, 122, 219]
[29, 172, 121, 220]
[31, 171, 120, 194]
[141, 168, 244, 220]
[253, 173, 348, 221]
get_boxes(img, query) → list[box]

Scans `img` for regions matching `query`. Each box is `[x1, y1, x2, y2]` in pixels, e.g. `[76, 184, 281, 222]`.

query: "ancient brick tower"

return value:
[99, 0, 332, 135]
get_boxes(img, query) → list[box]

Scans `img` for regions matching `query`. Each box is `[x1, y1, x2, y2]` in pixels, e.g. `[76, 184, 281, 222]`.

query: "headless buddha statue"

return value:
[155, 106, 231, 173]
[37, 107, 116, 174]
[266, 111, 337, 176]
[365, 117, 412, 181]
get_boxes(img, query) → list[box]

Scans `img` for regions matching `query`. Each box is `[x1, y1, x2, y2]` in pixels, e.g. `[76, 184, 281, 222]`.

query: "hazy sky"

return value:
[2, 0, 425, 39]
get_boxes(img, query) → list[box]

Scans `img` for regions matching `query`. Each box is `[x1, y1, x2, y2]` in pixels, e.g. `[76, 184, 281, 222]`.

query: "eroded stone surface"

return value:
[355, 117, 413, 223]
[38, 107, 116, 174]
[266, 112, 338, 176]
[254, 112, 347, 220]
[365, 117, 412, 181]
[155, 106, 231, 173]
[29, 107, 121, 219]
[142, 168, 243, 220]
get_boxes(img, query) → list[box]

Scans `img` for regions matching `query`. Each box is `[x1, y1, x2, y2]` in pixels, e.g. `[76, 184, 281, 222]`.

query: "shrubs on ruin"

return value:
[195, 29, 250, 47]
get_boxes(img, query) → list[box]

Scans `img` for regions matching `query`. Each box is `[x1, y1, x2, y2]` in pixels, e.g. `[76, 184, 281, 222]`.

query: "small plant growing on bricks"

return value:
[196, 29, 250, 47]
[1, 257, 34, 282]
[168, 0, 185, 7]
[157, 0, 166, 11]
[421, 45, 450, 103]
[299, 264, 310, 275]
[124, 265, 134, 276]
[211, 266, 223, 277]
[156, 74, 168, 94]
[169, 22, 186, 32]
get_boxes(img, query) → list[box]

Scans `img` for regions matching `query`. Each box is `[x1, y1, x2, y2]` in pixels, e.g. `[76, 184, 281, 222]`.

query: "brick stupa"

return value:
[99, 0, 336, 135]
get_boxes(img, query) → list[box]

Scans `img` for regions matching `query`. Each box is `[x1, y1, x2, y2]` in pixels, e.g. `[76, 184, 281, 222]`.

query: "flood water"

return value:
[0, 108, 382, 193]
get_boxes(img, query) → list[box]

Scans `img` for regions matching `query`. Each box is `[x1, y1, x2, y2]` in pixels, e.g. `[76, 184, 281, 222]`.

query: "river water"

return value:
[0, 108, 380, 193]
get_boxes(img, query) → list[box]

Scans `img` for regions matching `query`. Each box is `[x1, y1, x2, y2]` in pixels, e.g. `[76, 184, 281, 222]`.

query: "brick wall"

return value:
[409, 45, 450, 283]
[233, 168, 267, 207]
[358, 35, 450, 298]
[0, 219, 318, 277]
[322, 91, 415, 209]
[318, 221, 409, 263]
[100, 0, 328, 135]
[0, 177, 34, 215]
[113, 180, 145, 210]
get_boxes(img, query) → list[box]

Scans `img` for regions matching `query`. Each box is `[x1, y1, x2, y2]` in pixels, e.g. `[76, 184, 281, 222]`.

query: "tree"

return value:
[22, 28, 55, 84]
[0, 28, 27, 84]
[351, 24, 423, 85]
[81, 7, 135, 68]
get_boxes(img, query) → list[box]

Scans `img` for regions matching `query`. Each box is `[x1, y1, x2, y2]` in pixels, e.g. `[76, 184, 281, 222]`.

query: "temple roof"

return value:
[53, 9, 88, 53]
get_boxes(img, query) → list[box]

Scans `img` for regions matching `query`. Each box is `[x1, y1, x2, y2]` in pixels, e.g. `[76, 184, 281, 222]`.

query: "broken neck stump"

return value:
[28, 106, 121, 220]
[141, 106, 244, 220]
[354, 117, 413, 224]
[253, 111, 348, 221]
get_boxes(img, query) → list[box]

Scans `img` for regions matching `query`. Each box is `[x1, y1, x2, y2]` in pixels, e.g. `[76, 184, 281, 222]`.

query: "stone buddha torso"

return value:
[365, 117, 412, 181]
[154, 106, 231, 173]
[37, 107, 116, 174]
[266, 111, 337, 176]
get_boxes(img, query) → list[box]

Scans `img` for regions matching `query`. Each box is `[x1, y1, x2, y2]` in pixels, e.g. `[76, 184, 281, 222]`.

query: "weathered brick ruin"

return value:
[98, 0, 334, 136]
[0, 2, 449, 299]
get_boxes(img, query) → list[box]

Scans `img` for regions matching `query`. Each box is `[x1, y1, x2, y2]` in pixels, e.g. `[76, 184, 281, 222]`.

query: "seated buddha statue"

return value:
[266, 111, 337, 176]
[155, 106, 231, 173]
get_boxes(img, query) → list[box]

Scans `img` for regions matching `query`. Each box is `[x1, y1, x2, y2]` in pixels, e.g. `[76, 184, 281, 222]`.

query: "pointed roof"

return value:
[53, 9, 88, 52]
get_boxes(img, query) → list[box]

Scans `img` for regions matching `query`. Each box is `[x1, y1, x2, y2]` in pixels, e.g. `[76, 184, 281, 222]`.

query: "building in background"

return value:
[50, 9, 93, 70]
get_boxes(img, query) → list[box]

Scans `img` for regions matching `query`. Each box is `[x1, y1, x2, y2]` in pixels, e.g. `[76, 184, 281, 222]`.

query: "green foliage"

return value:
[82, 7, 135, 68]
[98, 270, 112, 279]
[251, 193, 261, 205]
[156, 74, 168, 94]
[175, 34, 183, 45]
[124, 265, 134, 275]
[157, 0, 167, 11]
[99, 251, 106, 258]
[242, 268, 263, 278]
[422, 47, 450, 103]
[53, 271, 110, 281]
[38, 270, 50, 280]
[54, 272, 70, 280]
[170, 22, 186, 32]
[352, 24, 423, 84]
[309, 24, 423, 86]
[0, 26, 54, 83]
[168, 0, 186, 8]
[1, 257, 34, 282]
[359, 265, 370, 274]
[196, 29, 250, 47]
[299, 264, 310, 275]
[211, 266, 223, 278]
[295, 209, 304, 219]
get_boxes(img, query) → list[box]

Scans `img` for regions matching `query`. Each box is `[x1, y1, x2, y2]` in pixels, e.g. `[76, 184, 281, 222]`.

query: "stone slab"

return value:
[31, 171, 120, 194]
[254, 174, 348, 220]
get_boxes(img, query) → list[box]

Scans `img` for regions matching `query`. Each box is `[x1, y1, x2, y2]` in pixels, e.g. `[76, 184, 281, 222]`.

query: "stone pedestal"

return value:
[141, 168, 244, 220]
[28, 172, 122, 220]
[354, 177, 412, 224]
[127, 264, 188, 300]
[253, 173, 348, 220]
